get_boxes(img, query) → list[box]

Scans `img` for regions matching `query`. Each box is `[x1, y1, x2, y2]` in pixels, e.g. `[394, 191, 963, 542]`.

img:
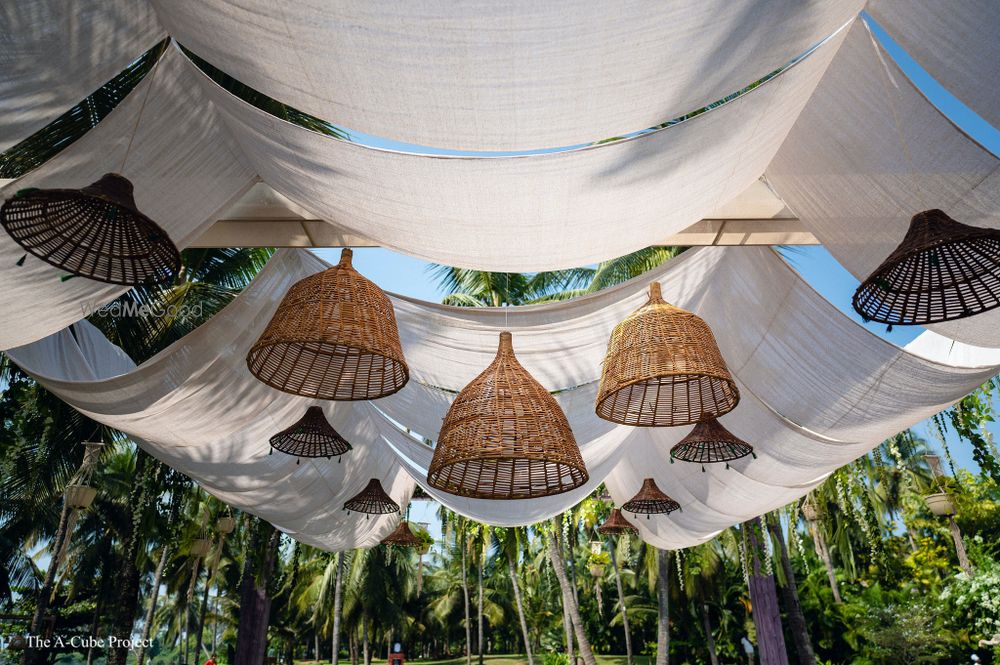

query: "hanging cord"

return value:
[119, 43, 167, 173]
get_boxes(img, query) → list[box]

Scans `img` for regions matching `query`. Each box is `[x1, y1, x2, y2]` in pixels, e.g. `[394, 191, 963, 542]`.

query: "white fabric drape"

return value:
[866, 0, 1000, 131]
[192, 27, 847, 272]
[149, 0, 862, 151]
[10, 245, 997, 549]
[0, 0, 165, 151]
[765, 22, 1000, 348]
[0, 47, 257, 351]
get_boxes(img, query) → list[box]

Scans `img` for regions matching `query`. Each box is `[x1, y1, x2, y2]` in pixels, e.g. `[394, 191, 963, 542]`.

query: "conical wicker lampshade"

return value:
[343, 479, 399, 515]
[0, 173, 180, 285]
[596, 282, 739, 427]
[622, 478, 681, 517]
[381, 520, 424, 547]
[597, 508, 638, 536]
[853, 209, 1000, 325]
[427, 331, 588, 499]
[670, 418, 754, 466]
[247, 248, 409, 400]
[269, 406, 353, 461]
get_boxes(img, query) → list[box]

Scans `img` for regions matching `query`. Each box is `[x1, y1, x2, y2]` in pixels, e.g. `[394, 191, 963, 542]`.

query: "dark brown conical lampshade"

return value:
[853, 209, 1000, 325]
[670, 418, 754, 467]
[381, 520, 424, 547]
[622, 478, 680, 518]
[343, 479, 399, 515]
[596, 282, 739, 427]
[0, 173, 180, 285]
[427, 331, 588, 500]
[597, 508, 638, 536]
[269, 406, 352, 461]
[247, 248, 409, 400]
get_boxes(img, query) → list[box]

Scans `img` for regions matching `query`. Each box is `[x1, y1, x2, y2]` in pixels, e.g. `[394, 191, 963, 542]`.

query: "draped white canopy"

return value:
[9, 246, 998, 549]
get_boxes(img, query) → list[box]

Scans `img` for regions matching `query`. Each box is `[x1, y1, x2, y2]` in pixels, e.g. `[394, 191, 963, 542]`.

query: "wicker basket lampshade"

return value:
[670, 418, 755, 469]
[381, 520, 424, 547]
[216, 515, 237, 534]
[269, 406, 353, 462]
[597, 508, 639, 536]
[343, 478, 400, 516]
[622, 478, 681, 518]
[427, 331, 588, 500]
[189, 538, 212, 558]
[247, 248, 409, 400]
[0, 173, 181, 285]
[596, 282, 739, 427]
[853, 209, 1000, 325]
[64, 484, 98, 510]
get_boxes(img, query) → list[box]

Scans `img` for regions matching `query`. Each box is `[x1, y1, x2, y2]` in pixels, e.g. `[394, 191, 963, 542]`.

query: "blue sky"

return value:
[314, 15, 998, 515]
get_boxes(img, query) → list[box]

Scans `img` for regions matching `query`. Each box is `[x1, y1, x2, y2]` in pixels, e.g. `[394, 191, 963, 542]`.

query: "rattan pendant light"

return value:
[247, 248, 409, 400]
[622, 478, 681, 518]
[381, 520, 424, 547]
[597, 508, 639, 536]
[268, 406, 353, 463]
[596, 282, 739, 427]
[853, 209, 1000, 325]
[670, 417, 755, 470]
[343, 479, 400, 516]
[427, 331, 588, 500]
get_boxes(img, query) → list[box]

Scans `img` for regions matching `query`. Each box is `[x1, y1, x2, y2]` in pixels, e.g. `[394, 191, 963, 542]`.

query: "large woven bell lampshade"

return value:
[670, 418, 754, 467]
[597, 508, 638, 536]
[427, 331, 588, 500]
[343, 479, 400, 516]
[247, 248, 409, 400]
[596, 282, 739, 427]
[853, 209, 1000, 325]
[622, 478, 681, 518]
[381, 520, 424, 547]
[0, 173, 180, 285]
[269, 406, 352, 462]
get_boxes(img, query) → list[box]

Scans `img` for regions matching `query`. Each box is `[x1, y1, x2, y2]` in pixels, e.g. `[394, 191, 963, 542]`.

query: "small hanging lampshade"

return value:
[596, 282, 739, 427]
[63, 484, 98, 510]
[247, 248, 409, 400]
[670, 418, 754, 467]
[853, 209, 1000, 325]
[427, 331, 588, 500]
[0, 173, 181, 285]
[622, 478, 680, 518]
[597, 508, 638, 536]
[343, 479, 400, 515]
[381, 520, 424, 548]
[189, 538, 212, 558]
[269, 406, 353, 462]
[216, 515, 237, 535]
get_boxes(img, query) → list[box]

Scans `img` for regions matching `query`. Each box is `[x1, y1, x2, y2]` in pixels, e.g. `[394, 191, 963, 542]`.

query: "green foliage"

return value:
[541, 653, 569, 665]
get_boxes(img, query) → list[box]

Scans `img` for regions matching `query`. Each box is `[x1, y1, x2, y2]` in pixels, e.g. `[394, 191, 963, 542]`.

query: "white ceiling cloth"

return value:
[9, 245, 999, 548]
[765, 22, 1000, 348]
[149, 0, 863, 151]
[191, 26, 847, 272]
[866, 0, 1000, 131]
[0, 0, 165, 151]
[0, 48, 257, 351]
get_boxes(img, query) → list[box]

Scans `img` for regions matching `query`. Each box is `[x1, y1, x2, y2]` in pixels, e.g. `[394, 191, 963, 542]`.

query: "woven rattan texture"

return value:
[622, 477, 681, 516]
[596, 282, 739, 427]
[853, 209, 1000, 325]
[381, 520, 423, 547]
[670, 418, 754, 464]
[597, 508, 639, 536]
[0, 173, 180, 285]
[269, 406, 353, 459]
[343, 478, 399, 515]
[427, 331, 588, 499]
[247, 248, 409, 400]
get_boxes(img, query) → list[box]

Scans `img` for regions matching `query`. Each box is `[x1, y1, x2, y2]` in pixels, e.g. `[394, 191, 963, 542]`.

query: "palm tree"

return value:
[547, 517, 598, 665]
[495, 527, 535, 665]
[766, 512, 814, 665]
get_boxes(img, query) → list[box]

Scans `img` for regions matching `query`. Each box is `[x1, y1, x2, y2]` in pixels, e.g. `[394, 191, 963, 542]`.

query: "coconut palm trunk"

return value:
[461, 531, 472, 665]
[655, 549, 669, 665]
[234, 522, 280, 665]
[195, 563, 213, 660]
[136, 543, 171, 665]
[507, 554, 534, 665]
[608, 539, 633, 665]
[23, 500, 71, 665]
[547, 518, 597, 665]
[332, 552, 346, 665]
[744, 518, 789, 665]
[767, 514, 815, 665]
[362, 618, 370, 665]
[806, 520, 842, 603]
[698, 593, 719, 665]
[477, 559, 485, 665]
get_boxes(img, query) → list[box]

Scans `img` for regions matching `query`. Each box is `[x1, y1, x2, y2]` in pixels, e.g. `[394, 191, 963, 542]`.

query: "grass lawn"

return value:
[296, 655, 651, 665]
